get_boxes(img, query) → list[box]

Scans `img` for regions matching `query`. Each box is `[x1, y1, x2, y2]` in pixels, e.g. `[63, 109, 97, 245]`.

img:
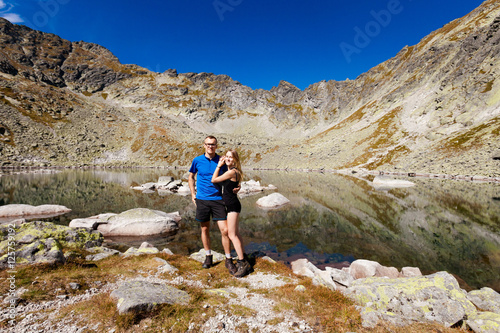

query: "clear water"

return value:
[1, 168, 499, 291]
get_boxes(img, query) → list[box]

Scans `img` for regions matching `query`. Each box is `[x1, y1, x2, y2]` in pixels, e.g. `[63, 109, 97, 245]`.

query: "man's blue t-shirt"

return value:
[189, 154, 228, 200]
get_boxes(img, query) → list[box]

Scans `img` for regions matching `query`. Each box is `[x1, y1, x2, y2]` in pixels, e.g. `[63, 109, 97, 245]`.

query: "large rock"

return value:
[85, 246, 121, 261]
[69, 213, 115, 230]
[0, 204, 71, 220]
[0, 221, 103, 268]
[467, 287, 500, 313]
[466, 311, 500, 333]
[96, 208, 180, 237]
[256, 193, 290, 209]
[110, 280, 189, 314]
[344, 271, 477, 328]
[348, 259, 400, 279]
[291, 258, 320, 278]
[325, 267, 355, 287]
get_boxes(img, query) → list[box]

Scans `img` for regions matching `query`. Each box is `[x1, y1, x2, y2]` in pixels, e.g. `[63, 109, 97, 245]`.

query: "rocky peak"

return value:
[0, 1, 499, 176]
[270, 80, 302, 105]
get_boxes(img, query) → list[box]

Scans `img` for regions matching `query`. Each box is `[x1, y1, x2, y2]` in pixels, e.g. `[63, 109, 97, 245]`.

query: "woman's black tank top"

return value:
[222, 170, 240, 206]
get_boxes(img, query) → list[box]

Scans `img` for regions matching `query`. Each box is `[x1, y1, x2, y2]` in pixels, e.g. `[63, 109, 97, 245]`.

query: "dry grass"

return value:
[0, 253, 467, 333]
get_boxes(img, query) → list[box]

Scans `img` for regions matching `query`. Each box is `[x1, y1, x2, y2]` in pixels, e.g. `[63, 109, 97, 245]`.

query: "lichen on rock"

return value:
[0, 221, 104, 267]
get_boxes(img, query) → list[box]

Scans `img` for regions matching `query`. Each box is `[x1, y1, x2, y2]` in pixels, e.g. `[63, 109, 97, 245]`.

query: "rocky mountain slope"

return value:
[0, 0, 499, 176]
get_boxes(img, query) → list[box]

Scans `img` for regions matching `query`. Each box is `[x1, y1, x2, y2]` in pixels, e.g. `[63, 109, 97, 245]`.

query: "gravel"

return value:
[2, 269, 314, 333]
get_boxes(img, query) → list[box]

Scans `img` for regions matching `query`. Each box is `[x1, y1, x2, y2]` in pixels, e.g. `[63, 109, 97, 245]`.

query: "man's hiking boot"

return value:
[234, 259, 252, 278]
[225, 258, 237, 275]
[202, 255, 213, 269]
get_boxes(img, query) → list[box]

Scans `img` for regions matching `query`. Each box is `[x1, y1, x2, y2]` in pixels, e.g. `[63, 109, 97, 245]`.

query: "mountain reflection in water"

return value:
[0, 168, 499, 291]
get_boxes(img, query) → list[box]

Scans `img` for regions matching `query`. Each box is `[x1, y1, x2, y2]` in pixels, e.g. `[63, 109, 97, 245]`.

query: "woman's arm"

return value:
[211, 157, 229, 183]
[211, 167, 234, 183]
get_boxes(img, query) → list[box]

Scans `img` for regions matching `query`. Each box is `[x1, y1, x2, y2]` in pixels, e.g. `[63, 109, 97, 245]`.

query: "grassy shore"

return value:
[0, 250, 466, 332]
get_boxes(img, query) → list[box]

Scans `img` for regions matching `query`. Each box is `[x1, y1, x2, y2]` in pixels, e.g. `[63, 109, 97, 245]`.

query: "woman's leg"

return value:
[227, 212, 245, 260]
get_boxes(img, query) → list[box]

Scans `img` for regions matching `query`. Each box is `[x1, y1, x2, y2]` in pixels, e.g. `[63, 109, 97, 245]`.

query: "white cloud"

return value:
[0, 1, 6, 10]
[2, 13, 23, 23]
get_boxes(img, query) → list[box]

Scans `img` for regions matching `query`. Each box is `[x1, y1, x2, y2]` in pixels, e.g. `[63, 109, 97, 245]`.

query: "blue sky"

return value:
[0, 0, 485, 90]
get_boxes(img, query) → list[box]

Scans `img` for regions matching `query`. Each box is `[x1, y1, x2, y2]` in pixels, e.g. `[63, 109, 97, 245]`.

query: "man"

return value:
[188, 135, 237, 273]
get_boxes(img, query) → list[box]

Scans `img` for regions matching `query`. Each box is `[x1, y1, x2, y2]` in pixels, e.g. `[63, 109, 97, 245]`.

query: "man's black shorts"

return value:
[195, 199, 227, 222]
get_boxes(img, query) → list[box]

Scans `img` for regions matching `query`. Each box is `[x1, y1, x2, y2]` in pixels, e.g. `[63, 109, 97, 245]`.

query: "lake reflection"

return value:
[1, 168, 499, 291]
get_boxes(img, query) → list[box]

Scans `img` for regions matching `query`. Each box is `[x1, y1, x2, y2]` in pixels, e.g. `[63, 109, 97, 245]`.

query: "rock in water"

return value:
[256, 193, 290, 208]
[0, 204, 71, 219]
[96, 208, 180, 236]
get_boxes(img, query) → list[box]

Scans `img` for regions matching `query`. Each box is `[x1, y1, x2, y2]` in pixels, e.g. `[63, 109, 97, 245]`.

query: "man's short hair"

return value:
[204, 135, 217, 143]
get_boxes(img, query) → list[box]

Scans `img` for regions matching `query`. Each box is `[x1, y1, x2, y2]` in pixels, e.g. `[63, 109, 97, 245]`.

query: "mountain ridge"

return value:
[0, 0, 499, 176]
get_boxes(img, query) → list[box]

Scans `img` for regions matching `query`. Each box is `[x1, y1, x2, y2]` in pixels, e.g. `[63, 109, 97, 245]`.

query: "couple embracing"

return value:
[188, 135, 252, 278]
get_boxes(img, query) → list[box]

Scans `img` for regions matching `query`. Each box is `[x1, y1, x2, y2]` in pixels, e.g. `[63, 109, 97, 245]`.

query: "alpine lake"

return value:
[1, 168, 499, 292]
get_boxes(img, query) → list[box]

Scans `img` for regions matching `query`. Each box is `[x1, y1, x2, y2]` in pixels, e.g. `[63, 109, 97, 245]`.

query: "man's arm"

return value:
[188, 172, 196, 205]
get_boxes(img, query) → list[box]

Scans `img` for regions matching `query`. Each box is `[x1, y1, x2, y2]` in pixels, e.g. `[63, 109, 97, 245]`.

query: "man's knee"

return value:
[200, 222, 210, 232]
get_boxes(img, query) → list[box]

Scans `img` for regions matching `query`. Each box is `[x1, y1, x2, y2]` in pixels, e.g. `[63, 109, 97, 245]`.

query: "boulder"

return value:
[0, 204, 71, 219]
[348, 259, 399, 279]
[85, 246, 121, 261]
[17, 237, 65, 265]
[0, 221, 103, 268]
[344, 271, 477, 328]
[325, 267, 355, 287]
[291, 258, 320, 278]
[400, 266, 422, 277]
[123, 246, 160, 256]
[313, 270, 337, 291]
[96, 208, 180, 237]
[466, 311, 500, 333]
[153, 257, 179, 274]
[256, 193, 290, 208]
[69, 213, 115, 230]
[467, 287, 500, 313]
[110, 280, 189, 314]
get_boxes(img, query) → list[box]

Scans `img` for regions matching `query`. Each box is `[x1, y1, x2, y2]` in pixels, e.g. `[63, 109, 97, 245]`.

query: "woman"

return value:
[211, 149, 252, 278]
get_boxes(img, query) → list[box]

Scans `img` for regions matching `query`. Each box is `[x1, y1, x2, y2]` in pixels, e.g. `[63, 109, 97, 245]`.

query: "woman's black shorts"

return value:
[225, 201, 241, 214]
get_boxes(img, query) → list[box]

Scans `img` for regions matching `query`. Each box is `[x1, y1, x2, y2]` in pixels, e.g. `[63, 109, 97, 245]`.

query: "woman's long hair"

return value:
[227, 149, 243, 183]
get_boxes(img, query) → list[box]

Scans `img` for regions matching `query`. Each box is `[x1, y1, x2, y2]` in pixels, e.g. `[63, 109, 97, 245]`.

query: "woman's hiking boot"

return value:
[234, 259, 252, 278]
[225, 258, 237, 275]
[202, 255, 213, 269]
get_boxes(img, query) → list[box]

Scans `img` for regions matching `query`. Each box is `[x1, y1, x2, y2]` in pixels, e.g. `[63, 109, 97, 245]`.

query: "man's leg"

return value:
[200, 221, 211, 252]
[200, 221, 213, 268]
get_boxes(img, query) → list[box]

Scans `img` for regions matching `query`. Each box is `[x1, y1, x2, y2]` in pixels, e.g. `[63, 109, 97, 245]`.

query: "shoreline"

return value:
[1, 164, 500, 183]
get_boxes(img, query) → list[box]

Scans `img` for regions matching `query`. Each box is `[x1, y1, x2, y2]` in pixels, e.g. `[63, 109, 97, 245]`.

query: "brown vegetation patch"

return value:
[438, 116, 500, 156]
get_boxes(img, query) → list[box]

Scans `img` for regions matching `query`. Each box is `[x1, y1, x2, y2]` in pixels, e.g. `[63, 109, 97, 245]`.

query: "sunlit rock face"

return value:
[0, 0, 500, 177]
